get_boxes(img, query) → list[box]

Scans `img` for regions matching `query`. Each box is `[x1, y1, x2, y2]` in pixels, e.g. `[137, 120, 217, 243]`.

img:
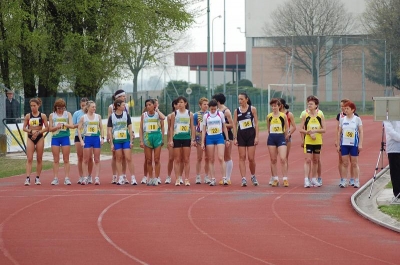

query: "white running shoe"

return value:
[304, 178, 311, 188]
[165, 176, 171, 184]
[175, 179, 180, 186]
[77, 177, 83, 184]
[184, 179, 190, 186]
[81, 177, 88, 185]
[94, 177, 100, 185]
[141, 176, 147, 184]
[87, 176, 93, 184]
[123, 175, 129, 184]
[131, 175, 137, 185]
[179, 177, 184, 185]
[339, 178, 347, 188]
[209, 178, 216, 186]
[111, 175, 117, 184]
[317, 177, 323, 186]
[24, 177, 30, 186]
[157, 177, 161, 184]
[35, 177, 41, 185]
[195, 175, 201, 184]
[223, 177, 228, 186]
[51, 178, 59, 185]
[204, 176, 211, 184]
[354, 179, 360, 188]
[268, 176, 274, 185]
[311, 178, 321, 187]
[117, 175, 125, 185]
[154, 178, 159, 186]
[64, 178, 72, 185]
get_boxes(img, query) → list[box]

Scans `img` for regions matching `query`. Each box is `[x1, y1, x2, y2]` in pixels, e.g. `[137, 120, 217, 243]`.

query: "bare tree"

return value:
[266, 0, 354, 95]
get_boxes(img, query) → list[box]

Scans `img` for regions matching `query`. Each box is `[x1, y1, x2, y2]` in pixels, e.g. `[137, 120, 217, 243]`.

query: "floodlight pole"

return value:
[207, 0, 211, 99]
[223, 0, 226, 94]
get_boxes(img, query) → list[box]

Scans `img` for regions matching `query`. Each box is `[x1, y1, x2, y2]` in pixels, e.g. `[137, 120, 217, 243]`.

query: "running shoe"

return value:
[227, 179, 232, 185]
[153, 178, 159, 186]
[311, 178, 321, 187]
[87, 176, 93, 184]
[147, 178, 154, 186]
[81, 177, 88, 185]
[283, 179, 289, 187]
[268, 177, 274, 185]
[195, 175, 201, 184]
[35, 176, 41, 185]
[24, 177, 30, 186]
[94, 177, 100, 185]
[131, 175, 137, 185]
[271, 178, 279, 187]
[251, 176, 259, 186]
[349, 178, 355, 186]
[179, 177, 184, 185]
[354, 179, 360, 188]
[304, 178, 311, 188]
[185, 179, 190, 186]
[165, 176, 171, 184]
[204, 176, 211, 184]
[64, 177, 72, 185]
[223, 177, 228, 186]
[51, 178, 59, 185]
[241, 178, 247, 187]
[117, 175, 125, 185]
[175, 179, 180, 186]
[339, 178, 347, 188]
[317, 177, 323, 186]
[157, 177, 161, 184]
[209, 178, 216, 186]
[111, 175, 117, 184]
[141, 176, 147, 184]
[77, 177, 83, 184]
[123, 175, 129, 184]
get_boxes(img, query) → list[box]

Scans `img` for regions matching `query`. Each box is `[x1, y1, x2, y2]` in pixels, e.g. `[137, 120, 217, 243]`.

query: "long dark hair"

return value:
[176, 96, 189, 110]
[239, 92, 251, 106]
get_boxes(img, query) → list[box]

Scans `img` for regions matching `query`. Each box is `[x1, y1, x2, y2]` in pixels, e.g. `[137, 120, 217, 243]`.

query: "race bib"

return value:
[146, 122, 159, 132]
[207, 125, 221, 135]
[87, 124, 98, 134]
[270, 124, 282, 133]
[29, 118, 40, 127]
[55, 122, 67, 131]
[239, 119, 252, 130]
[342, 128, 355, 146]
[177, 123, 189, 133]
[114, 130, 127, 140]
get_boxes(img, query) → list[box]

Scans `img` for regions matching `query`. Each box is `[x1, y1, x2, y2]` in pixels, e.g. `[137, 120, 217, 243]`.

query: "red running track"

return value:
[0, 116, 399, 265]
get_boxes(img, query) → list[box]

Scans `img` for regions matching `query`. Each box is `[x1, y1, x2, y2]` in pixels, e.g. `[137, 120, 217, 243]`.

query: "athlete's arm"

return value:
[225, 109, 234, 130]
[252, 106, 259, 145]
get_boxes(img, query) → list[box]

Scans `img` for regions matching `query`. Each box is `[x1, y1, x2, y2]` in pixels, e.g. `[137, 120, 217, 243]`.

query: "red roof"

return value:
[174, 52, 246, 71]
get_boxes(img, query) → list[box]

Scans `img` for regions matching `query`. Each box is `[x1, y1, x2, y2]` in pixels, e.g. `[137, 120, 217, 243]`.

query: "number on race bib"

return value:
[239, 119, 252, 130]
[147, 122, 159, 132]
[114, 130, 127, 140]
[180, 125, 189, 132]
[346, 131, 354, 138]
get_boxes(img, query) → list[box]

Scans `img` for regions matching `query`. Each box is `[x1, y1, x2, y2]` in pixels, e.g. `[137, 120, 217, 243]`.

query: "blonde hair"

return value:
[198, 97, 209, 105]
[84, 101, 95, 113]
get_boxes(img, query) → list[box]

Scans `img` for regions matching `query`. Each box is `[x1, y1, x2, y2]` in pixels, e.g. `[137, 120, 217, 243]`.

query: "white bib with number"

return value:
[239, 119, 252, 130]
[87, 124, 98, 134]
[270, 124, 281, 133]
[177, 123, 189, 133]
[29, 118, 40, 127]
[207, 125, 221, 135]
[146, 122, 159, 132]
[343, 128, 355, 146]
[114, 130, 127, 140]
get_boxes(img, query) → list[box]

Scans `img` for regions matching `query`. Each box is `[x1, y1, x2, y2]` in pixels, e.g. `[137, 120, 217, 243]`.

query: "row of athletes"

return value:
[22, 90, 362, 189]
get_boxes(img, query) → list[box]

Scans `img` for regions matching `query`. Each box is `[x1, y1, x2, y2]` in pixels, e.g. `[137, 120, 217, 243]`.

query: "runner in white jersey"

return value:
[336, 101, 363, 188]
[107, 89, 131, 184]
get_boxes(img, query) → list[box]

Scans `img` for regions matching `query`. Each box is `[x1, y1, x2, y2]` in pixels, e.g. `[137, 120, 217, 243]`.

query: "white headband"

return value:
[115, 92, 126, 98]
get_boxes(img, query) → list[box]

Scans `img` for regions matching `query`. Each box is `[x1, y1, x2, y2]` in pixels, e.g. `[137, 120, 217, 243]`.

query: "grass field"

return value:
[0, 156, 53, 179]
[378, 205, 400, 221]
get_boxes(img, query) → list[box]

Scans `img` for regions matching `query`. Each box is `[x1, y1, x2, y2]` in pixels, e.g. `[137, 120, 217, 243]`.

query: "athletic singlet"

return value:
[303, 112, 323, 145]
[222, 108, 232, 131]
[267, 112, 285, 134]
[143, 112, 162, 133]
[203, 111, 225, 136]
[173, 109, 191, 140]
[194, 110, 206, 133]
[339, 115, 362, 147]
[29, 112, 43, 128]
[110, 112, 131, 143]
[82, 114, 101, 136]
[236, 105, 254, 131]
[52, 111, 70, 138]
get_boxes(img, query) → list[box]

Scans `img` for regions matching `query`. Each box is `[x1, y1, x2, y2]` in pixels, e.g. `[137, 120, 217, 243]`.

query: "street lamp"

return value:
[212, 15, 221, 96]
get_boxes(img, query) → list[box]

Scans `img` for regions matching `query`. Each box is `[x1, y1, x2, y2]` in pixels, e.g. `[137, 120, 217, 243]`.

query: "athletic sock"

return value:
[283, 176, 287, 180]
[226, 160, 233, 179]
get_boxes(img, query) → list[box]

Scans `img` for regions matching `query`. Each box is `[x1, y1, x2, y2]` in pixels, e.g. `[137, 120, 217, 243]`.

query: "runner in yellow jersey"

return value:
[299, 96, 326, 188]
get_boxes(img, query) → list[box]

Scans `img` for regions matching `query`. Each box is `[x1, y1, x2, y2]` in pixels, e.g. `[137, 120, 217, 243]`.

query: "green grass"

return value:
[378, 205, 400, 221]
[0, 156, 53, 179]
[386, 181, 393, 189]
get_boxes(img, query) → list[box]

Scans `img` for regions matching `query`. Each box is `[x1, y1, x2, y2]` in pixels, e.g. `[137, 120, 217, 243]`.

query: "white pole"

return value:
[212, 15, 221, 96]
[236, 54, 239, 99]
[223, 0, 226, 94]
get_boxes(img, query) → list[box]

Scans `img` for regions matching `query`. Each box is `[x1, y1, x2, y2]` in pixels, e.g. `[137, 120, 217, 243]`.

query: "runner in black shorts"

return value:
[233, 92, 259, 187]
